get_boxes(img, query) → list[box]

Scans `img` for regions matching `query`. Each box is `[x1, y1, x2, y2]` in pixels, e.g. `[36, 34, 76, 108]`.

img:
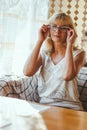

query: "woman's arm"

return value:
[62, 29, 85, 81]
[23, 24, 50, 76]
[23, 40, 43, 76]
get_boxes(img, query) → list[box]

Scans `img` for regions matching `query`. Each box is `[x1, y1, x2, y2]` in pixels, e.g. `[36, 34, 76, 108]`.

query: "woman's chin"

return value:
[52, 38, 60, 42]
[52, 36, 60, 42]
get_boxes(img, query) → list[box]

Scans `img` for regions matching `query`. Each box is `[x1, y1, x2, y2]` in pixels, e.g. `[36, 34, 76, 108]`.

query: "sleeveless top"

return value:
[37, 49, 84, 110]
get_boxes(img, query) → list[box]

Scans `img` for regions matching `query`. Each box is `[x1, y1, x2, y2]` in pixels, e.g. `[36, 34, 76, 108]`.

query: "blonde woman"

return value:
[23, 13, 85, 110]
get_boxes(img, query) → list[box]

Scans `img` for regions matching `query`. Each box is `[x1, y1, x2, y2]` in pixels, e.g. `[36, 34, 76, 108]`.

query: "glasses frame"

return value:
[49, 24, 70, 32]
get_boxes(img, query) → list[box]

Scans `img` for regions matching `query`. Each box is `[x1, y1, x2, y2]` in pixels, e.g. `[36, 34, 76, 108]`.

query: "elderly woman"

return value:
[23, 13, 85, 110]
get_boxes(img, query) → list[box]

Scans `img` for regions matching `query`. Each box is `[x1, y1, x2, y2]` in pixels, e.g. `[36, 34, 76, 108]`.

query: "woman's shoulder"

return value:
[73, 48, 85, 57]
[41, 49, 50, 57]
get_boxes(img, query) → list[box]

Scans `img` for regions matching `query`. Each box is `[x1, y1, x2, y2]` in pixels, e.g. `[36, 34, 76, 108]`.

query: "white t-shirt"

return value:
[37, 49, 84, 110]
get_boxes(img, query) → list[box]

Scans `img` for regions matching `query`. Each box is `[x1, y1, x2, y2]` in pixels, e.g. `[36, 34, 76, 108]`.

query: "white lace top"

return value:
[38, 49, 84, 110]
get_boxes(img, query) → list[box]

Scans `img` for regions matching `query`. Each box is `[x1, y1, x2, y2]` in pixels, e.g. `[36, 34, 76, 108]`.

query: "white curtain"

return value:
[0, 0, 49, 76]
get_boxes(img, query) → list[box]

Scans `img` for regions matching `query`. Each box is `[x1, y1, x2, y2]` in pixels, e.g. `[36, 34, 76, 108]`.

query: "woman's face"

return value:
[50, 19, 69, 43]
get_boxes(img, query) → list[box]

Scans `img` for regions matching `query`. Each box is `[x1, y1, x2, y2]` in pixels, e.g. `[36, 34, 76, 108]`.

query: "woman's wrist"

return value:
[36, 40, 43, 46]
[67, 42, 73, 48]
[66, 43, 73, 54]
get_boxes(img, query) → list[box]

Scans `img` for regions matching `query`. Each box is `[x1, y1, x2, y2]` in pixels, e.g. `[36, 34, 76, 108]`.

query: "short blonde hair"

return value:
[43, 13, 78, 54]
[48, 13, 75, 28]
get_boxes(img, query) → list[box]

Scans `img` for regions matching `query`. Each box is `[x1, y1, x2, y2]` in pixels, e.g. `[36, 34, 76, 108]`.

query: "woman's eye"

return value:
[52, 26, 57, 30]
[60, 27, 64, 30]
[52, 25, 56, 28]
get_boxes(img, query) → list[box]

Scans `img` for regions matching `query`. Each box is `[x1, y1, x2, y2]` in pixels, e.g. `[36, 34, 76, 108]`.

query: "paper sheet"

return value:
[0, 97, 36, 129]
[0, 96, 49, 130]
[29, 102, 50, 112]
[0, 96, 50, 115]
[0, 96, 37, 116]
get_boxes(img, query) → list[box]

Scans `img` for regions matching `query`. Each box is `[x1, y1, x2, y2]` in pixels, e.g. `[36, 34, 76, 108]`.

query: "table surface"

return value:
[0, 98, 87, 130]
[41, 106, 87, 130]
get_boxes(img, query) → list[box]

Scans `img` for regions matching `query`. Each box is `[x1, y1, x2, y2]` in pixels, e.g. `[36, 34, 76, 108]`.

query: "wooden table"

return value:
[0, 96, 87, 130]
[41, 106, 87, 130]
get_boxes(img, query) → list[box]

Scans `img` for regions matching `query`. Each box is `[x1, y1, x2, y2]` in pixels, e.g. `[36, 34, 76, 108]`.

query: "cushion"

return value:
[0, 74, 39, 102]
[77, 67, 87, 111]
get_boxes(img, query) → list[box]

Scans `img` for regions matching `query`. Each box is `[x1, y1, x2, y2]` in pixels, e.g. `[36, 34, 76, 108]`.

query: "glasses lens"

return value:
[50, 24, 70, 32]
[51, 25, 57, 31]
[60, 26, 70, 30]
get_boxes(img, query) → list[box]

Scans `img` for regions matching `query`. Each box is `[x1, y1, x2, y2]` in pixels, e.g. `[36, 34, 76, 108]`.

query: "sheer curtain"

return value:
[0, 0, 49, 76]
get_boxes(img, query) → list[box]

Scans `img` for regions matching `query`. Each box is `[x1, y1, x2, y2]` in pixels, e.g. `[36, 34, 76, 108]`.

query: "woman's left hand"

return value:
[66, 28, 77, 46]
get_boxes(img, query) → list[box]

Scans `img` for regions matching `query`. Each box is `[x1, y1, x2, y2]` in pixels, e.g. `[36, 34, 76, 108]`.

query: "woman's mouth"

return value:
[53, 35, 60, 38]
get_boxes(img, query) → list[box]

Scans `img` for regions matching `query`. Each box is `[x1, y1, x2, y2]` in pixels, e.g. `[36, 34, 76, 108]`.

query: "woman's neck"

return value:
[53, 42, 66, 54]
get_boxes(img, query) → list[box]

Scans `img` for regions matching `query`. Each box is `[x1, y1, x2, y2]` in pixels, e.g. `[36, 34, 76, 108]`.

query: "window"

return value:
[0, 0, 49, 76]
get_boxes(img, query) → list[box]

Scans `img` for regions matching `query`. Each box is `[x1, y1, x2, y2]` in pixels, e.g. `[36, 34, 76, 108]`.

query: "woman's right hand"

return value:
[38, 24, 50, 43]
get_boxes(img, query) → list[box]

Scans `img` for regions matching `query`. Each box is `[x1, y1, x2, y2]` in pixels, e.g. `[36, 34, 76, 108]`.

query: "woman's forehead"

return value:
[52, 19, 69, 26]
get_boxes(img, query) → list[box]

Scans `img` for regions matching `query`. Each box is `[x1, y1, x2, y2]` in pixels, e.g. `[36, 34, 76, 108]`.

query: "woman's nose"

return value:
[55, 28, 61, 33]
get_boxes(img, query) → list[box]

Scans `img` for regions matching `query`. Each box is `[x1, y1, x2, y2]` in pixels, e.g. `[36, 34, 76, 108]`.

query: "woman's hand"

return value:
[66, 28, 77, 46]
[38, 24, 50, 43]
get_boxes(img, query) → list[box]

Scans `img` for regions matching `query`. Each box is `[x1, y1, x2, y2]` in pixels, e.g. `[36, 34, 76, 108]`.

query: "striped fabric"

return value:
[77, 67, 87, 111]
[0, 67, 87, 111]
[0, 75, 39, 102]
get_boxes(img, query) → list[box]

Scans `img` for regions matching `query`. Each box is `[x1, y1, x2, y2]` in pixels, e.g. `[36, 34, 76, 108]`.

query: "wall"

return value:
[48, 0, 87, 59]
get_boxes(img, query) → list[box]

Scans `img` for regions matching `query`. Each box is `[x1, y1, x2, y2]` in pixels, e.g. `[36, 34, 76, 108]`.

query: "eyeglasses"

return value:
[49, 24, 70, 32]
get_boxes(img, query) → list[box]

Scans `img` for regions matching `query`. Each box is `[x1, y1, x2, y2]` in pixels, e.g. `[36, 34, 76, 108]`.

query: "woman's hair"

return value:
[43, 13, 78, 54]
[48, 13, 74, 28]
